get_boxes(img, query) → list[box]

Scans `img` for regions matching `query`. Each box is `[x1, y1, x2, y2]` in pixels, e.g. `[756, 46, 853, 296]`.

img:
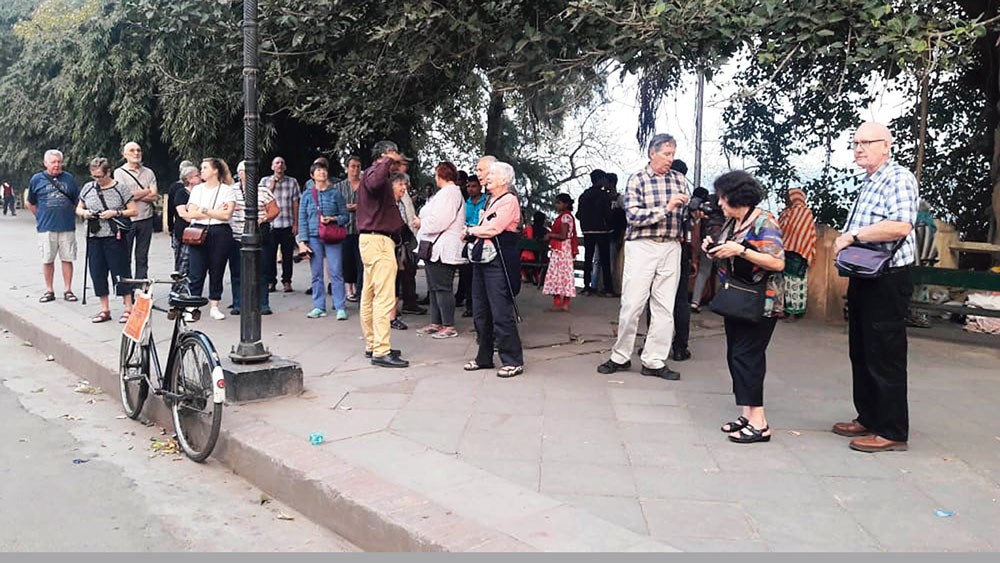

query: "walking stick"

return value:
[81, 235, 89, 305]
[493, 237, 522, 323]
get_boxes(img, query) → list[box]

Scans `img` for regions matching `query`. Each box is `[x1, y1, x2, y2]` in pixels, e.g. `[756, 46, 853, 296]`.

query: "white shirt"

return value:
[417, 183, 468, 265]
[188, 183, 236, 226]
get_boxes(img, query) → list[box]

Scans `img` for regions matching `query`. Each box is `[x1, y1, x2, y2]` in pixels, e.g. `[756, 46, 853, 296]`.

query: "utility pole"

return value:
[693, 64, 706, 191]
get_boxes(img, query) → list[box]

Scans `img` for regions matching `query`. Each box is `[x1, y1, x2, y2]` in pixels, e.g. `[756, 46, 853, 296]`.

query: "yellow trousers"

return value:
[359, 234, 398, 357]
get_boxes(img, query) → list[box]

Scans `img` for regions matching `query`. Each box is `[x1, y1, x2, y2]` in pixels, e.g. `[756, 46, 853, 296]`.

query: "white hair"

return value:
[237, 160, 246, 172]
[44, 149, 63, 163]
[489, 161, 515, 191]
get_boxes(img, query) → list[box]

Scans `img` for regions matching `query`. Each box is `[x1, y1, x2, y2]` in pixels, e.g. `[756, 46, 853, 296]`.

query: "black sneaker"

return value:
[390, 319, 408, 330]
[597, 359, 631, 374]
[462, 309, 473, 318]
[230, 308, 241, 316]
[372, 354, 409, 368]
[365, 348, 400, 359]
[671, 348, 691, 362]
[641, 365, 680, 380]
[401, 306, 427, 315]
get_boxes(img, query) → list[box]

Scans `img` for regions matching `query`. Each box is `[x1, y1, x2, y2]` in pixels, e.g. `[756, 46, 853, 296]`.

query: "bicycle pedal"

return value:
[167, 310, 177, 321]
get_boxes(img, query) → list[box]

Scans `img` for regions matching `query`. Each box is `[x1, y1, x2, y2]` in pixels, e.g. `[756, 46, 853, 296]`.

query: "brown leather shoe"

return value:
[832, 419, 870, 437]
[849, 434, 908, 453]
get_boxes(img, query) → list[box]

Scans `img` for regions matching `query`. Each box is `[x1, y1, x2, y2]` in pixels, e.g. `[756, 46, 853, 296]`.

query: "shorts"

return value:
[38, 231, 78, 264]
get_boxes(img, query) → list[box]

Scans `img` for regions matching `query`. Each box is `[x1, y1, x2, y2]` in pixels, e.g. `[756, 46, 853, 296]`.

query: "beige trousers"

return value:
[359, 234, 398, 357]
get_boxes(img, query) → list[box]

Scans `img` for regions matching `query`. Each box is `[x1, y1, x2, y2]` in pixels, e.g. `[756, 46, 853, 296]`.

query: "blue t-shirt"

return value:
[465, 195, 488, 226]
[28, 171, 80, 232]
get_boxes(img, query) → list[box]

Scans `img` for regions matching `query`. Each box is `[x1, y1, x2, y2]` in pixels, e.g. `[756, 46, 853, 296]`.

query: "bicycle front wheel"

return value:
[169, 333, 223, 462]
[119, 334, 149, 419]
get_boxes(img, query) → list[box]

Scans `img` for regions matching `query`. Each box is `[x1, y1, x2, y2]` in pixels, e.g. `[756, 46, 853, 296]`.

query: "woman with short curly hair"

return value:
[702, 170, 785, 444]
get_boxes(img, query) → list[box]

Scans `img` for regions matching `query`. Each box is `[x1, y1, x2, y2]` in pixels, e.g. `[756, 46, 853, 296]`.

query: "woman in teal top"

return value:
[297, 161, 350, 320]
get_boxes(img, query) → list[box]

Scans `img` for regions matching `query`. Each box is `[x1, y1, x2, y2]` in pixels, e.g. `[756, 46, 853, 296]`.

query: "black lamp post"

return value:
[232, 0, 270, 363]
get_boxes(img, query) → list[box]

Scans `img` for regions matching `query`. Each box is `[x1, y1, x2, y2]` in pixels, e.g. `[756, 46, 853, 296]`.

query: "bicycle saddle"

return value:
[169, 294, 209, 309]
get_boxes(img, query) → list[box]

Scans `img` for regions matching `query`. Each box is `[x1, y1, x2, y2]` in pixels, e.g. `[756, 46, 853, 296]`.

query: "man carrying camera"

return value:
[28, 149, 80, 303]
[77, 157, 138, 323]
[598, 133, 689, 380]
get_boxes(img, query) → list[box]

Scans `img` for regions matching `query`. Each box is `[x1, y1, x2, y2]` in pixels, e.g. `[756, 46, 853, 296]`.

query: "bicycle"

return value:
[118, 273, 225, 462]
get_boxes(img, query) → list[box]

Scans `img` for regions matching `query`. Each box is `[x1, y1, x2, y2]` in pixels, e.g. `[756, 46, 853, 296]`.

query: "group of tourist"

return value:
[25, 120, 918, 452]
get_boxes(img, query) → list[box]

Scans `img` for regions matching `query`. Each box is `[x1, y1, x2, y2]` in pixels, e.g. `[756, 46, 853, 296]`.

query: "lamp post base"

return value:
[222, 355, 303, 403]
[230, 341, 272, 364]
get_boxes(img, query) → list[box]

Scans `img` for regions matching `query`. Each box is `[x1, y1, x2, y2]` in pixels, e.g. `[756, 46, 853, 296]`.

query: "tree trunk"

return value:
[484, 88, 505, 156]
[914, 69, 930, 186]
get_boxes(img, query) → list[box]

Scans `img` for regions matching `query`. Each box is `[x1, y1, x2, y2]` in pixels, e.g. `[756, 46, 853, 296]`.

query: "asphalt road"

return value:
[0, 329, 357, 552]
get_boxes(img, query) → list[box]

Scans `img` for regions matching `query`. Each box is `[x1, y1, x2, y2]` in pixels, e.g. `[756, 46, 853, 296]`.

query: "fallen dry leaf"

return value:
[275, 512, 294, 521]
[74, 382, 102, 395]
[787, 431, 801, 436]
[259, 493, 271, 506]
[22, 341, 33, 347]
[31, 387, 45, 393]
[149, 438, 180, 456]
[115, 415, 127, 419]
[61, 414, 82, 421]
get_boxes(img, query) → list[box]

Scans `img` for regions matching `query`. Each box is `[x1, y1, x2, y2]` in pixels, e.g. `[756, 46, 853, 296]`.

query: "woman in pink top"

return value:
[463, 161, 524, 378]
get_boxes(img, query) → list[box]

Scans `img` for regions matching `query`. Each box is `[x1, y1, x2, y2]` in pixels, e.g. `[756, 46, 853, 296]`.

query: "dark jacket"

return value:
[576, 185, 612, 233]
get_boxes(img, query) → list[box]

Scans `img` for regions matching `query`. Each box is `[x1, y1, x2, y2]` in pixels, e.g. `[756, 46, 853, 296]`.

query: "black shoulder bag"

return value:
[708, 209, 770, 323]
[834, 206, 905, 278]
[417, 193, 464, 262]
[92, 182, 133, 237]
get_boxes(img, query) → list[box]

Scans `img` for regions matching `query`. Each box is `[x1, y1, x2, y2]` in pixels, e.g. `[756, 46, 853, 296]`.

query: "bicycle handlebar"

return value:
[119, 273, 189, 288]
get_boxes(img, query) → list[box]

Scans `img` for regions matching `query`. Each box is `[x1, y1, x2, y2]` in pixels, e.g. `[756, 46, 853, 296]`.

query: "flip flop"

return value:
[39, 291, 56, 303]
[63, 291, 78, 302]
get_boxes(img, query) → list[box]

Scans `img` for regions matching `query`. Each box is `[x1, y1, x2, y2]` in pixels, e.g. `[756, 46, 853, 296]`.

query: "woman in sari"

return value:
[777, 188, 817, 321]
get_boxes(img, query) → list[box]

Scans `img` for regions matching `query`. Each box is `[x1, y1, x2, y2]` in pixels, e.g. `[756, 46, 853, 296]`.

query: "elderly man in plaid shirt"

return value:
[598, 133, 690, 380]
[832, 122, 918, 453]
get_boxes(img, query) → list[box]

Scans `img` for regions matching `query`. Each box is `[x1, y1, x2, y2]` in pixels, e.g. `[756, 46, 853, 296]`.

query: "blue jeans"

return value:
[228, 240, 271, 312]
[309, 236, 345, 311]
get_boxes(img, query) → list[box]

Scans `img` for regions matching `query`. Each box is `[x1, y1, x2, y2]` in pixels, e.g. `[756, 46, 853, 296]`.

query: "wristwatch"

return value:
[740, 246, 748, 257]
[849, 228, 860, 242]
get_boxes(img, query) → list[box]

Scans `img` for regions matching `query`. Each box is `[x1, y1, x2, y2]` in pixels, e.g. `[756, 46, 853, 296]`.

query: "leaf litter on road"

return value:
[74, 381, 102, 395]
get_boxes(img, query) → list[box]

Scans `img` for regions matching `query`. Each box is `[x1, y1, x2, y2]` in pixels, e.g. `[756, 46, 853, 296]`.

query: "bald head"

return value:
[853, 122, 892, 175]
[476, 155, 497, 186]
[122, 142, 143, 167]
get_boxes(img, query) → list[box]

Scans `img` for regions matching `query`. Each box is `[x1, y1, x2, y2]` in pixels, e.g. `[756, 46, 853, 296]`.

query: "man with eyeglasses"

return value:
[113, 142, 159, 280]
[831, 122, 918, 453]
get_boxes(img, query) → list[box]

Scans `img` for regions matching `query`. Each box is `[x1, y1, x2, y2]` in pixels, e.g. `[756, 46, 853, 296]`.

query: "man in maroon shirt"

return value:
[357, 140, 409, 367]
[2, 180, 14, 216]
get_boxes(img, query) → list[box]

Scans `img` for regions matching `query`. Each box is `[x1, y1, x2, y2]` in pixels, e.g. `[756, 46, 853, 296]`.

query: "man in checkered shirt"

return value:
[597, 133, 690, 380]
[832, 122, 918, 454]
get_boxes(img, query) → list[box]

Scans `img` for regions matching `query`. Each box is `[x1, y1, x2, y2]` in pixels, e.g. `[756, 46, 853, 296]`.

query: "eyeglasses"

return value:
[91, 174, 106, 180]
[852, 139, 886, 150]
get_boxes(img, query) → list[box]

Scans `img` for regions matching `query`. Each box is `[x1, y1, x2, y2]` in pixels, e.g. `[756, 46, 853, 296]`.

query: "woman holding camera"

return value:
[76, 157, 138, 323]
[297, 161, 350, 320]
[702, 171, 785, 444]
[179, 158, 236, 321]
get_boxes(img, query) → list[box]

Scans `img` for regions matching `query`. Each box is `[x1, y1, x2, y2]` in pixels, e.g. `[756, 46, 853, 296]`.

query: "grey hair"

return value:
[389, 171, 410, 186]
[372, 140, 398, 160]
[488, 161, 516, 191]
[646, 133, 677, 157]
[44, 149, 63, 163]
[479, 155, 497, 166]
[178, 160, 194, 174]
[236, 160, 246, 172]
[180, 166, 200, 185]
[88, 157, 112, 175]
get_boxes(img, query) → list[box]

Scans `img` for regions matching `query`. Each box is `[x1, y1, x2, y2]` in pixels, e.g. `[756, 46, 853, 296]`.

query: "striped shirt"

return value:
[624, 165, 688, 241]
[844, 160, 918, 268]
[230, 182, 277, 240]
[259, 174, 300, 228]
[335, 179, 359, 234]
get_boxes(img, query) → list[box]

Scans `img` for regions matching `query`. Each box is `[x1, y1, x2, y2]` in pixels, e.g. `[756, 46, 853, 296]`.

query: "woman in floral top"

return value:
[702, 171, 785, 444]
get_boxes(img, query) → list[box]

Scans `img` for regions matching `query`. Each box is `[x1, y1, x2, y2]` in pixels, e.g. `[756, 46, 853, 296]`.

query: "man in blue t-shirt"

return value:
[27, 149, 80, 303]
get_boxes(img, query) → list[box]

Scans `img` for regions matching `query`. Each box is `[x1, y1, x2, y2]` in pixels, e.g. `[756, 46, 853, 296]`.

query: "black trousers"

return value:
[472, 258, 523, 367]
[456, 263, 473, 310]
[264, 226, 296, 285]
[125, 217, 153, 279]
[3, 194, 15, 215]
[583, 232, 612, 292]
[400, 247, 419, 309]
[672, 243, 692, 351]
[188, 224, 232, 301]
[342, 234, 361, 288]
[724, 316, 778, 407]
[87, 236, 131, 297]
[848, 268, 911, 442]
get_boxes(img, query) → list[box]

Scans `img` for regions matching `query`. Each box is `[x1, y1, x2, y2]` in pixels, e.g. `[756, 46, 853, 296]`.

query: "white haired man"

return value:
[113, 141, 159, 279]
[831, 122, 918, 453]
[597, 133, 690, 381]
[27, 149, 80, 302]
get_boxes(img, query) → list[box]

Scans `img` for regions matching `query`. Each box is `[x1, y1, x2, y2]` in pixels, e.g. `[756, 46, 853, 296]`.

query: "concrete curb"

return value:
[0, 298, 674, 552]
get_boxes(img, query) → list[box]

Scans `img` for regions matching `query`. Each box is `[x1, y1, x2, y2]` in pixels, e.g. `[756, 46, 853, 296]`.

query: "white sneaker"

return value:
[210, 306, 226, 320]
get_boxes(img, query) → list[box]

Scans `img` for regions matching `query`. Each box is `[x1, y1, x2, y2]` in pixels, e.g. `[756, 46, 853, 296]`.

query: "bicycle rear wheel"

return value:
[119, 334, 149, 419]
[169, 333, 223, 462]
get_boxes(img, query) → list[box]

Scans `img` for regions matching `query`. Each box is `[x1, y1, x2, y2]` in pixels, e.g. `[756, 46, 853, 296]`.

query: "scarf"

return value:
[778, 188, 817, 264]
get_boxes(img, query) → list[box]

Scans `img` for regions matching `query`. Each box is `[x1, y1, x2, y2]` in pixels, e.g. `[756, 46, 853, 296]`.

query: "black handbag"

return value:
[835, 206, 905, 278]
[710, 271, 768, 323]
[418, 197, 464, 262]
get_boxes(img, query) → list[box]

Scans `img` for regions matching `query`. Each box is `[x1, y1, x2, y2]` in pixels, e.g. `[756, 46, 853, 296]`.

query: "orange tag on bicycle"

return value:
[123, 292, 152, 343]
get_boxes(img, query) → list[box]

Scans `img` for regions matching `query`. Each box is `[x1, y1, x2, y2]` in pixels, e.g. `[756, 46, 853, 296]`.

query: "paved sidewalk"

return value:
[2, 214, 999, 551]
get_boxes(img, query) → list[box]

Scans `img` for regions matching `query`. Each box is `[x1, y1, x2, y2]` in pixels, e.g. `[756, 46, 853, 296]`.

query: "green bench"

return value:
[909, 266, 1000, 318]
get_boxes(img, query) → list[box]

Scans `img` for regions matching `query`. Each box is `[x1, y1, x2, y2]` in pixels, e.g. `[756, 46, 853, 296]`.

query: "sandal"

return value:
[63, 291, 78, 302]
[464, 360, 493, 371]
[39, 291, 55, 303]
[728, 423, 771, 444]
[496, 365, 524, 378]
[720, 416, 750, 433]
[91, 310, 112, 323]
[416, 323, 442, 336]
[119, 310, 131, 324]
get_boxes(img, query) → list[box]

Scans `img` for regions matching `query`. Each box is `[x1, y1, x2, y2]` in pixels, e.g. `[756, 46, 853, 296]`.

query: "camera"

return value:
[87, 211, 102, 235]
[687, 194, 714, 215]
[292, 249, 313, 263]
[706, 240, 723, 252]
